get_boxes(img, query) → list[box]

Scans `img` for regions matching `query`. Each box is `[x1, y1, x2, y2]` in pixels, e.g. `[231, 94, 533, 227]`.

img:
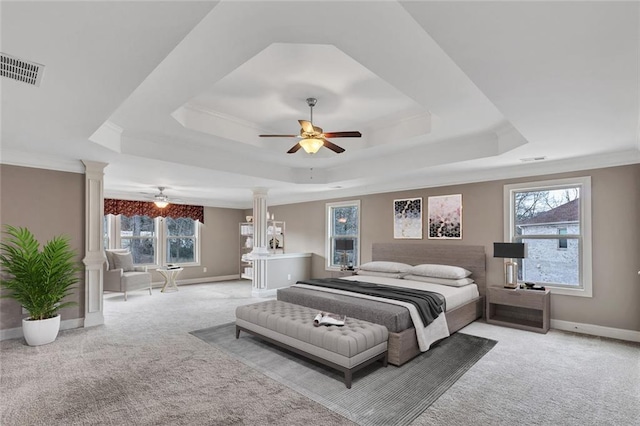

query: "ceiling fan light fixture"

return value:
[153, 187, 170, 208]
[299, 138, 324, 154]
[259, 97, 360, 154]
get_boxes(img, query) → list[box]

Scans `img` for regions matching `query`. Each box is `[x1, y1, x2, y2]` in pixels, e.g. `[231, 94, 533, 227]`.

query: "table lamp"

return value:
[335, 239, 354, 270]
[493, 242, 526, 289]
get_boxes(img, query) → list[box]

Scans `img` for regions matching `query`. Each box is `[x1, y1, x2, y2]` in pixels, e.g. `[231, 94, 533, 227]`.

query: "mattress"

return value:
[340, 275, 479, 311]
[277, 275, 479, 334]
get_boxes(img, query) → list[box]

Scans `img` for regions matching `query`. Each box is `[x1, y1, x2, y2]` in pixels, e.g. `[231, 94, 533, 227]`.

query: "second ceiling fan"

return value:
[259, 98, 362, 154]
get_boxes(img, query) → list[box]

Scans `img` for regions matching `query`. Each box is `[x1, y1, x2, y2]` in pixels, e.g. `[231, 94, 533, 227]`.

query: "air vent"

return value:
[1, 52, 45, 86]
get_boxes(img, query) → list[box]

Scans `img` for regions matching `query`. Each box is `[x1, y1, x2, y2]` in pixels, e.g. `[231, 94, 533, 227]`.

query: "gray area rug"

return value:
[191, 322, 497, 426]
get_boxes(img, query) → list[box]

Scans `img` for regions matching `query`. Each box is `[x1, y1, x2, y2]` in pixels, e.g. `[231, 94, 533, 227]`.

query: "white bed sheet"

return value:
[341, 275, 479, 312]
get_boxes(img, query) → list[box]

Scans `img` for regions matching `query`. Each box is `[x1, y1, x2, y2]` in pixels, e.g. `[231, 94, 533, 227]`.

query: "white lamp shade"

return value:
[299, 138, 324, 154]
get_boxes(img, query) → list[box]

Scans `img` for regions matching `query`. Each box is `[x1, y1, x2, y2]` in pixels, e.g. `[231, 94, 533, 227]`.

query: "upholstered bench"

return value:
[235, 300, 389, 388]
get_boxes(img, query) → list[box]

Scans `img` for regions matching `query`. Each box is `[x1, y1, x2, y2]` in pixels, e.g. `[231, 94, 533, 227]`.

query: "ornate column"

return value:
[251, 188, 269, 297]
[82, 160, 107, 327]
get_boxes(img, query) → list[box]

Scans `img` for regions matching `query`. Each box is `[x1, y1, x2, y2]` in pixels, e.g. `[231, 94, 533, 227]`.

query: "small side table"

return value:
[486, 286, 550, 333]
[333, 269, 356, 278]
[158, 267, 183, 293]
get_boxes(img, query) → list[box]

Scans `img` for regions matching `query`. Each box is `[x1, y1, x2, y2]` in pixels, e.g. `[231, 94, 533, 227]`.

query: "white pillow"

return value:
[355, 270, 406, 279]
[112, 252, 135, 272]
[403, 274, 474, 287]
[407, 264, 472, 279]
[358, 261, 412, 274]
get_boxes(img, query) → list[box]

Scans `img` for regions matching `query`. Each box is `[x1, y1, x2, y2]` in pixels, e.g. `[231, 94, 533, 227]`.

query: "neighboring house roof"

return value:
[519, 198, 579, 225]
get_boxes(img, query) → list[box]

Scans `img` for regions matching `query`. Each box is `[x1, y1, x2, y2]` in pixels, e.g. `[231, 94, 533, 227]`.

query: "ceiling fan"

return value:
[259, 98, 362, 154]
[152, 187, 170, 208]
[140, 186, 185, 208]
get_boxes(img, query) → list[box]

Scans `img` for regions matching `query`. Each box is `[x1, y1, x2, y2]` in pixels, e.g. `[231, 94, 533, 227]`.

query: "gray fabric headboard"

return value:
[371, 243, 487, 297]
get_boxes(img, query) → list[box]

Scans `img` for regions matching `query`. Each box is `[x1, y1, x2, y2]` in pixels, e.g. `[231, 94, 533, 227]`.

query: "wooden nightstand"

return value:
[486, 286, 550, 333]
[332, 269, 356, 278]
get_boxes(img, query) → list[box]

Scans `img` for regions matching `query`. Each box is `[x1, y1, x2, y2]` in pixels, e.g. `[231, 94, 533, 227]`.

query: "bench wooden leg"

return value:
[344, 371, 352, 389]
[235, 325, 241, 339]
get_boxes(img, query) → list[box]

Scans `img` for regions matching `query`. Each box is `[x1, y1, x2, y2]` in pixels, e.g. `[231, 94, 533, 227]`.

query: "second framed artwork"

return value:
[427, 194, 462, 239]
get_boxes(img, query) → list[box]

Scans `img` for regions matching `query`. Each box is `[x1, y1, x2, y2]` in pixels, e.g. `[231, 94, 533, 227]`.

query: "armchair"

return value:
[103, 249, 152, 301]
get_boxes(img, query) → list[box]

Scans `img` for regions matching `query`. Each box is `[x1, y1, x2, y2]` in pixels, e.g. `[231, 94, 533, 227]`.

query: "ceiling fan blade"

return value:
[299, 120, 315, 133]
[287, 143, 302, 154]
[321, 138, 345, 154]
[259, 134, 298, 138]
[323, 131, 362, 138]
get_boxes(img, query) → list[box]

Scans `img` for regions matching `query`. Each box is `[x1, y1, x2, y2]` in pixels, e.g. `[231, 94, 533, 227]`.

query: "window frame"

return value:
[103, 215, 111, 250]
[325, 200, 361, 271]
[161, 217, 201, 267]
[504, 176, 592, 297]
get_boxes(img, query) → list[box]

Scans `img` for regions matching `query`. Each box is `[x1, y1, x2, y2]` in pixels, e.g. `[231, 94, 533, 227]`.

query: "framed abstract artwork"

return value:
[393, 198, 422, 239]
[428, 194, 462, 239]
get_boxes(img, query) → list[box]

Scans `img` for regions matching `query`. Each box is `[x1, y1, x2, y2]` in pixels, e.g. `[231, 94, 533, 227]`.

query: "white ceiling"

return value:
[2, 1, 639, 209]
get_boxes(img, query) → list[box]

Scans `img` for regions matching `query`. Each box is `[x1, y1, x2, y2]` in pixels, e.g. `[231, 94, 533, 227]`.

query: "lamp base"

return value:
[503, 260, 519, 289]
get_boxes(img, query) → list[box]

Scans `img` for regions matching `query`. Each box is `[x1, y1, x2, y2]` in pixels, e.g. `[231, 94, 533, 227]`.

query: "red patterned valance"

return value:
[104, 199, 204, 223]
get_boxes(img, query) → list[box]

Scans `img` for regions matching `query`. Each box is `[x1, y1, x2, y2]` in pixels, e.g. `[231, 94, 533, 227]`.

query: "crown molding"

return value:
[0, 149, 85, 174]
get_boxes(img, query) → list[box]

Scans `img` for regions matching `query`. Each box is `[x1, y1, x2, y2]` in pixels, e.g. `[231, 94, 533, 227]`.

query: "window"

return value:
[104, 215, 200, 267]
[165, 217, 198, 265]
[119, 215, 156, 265]
[504, 176, 592, 297]
[326, 200, 360, 270]
[558, 228, 568, 249]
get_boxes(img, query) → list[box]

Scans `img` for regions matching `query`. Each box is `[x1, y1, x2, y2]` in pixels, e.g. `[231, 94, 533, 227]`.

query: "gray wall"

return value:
[149, 206, 244, 282]
[267, 164, 640, 332]
[0, 164, 85, 330]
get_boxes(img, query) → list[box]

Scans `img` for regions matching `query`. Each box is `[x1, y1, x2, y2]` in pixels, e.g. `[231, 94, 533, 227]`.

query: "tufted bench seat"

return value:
[235, 300, 388, 388]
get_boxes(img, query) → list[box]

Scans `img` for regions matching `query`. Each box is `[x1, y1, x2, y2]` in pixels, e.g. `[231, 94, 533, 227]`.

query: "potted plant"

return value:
[0, 225, 80, 346]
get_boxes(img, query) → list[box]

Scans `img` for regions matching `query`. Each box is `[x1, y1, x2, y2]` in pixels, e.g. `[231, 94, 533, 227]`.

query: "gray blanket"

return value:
[297, 278, 445, 326]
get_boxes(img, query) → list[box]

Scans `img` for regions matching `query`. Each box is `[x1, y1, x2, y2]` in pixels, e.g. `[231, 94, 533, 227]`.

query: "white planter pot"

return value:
[22, 315, 61, 346]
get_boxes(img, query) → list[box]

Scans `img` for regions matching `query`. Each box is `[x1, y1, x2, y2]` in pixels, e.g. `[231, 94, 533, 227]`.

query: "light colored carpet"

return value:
[0, 282, 354, 426]
[1, 281, 639, 425]
[416, 321, 640, 426]
[192, 322, 496, 425]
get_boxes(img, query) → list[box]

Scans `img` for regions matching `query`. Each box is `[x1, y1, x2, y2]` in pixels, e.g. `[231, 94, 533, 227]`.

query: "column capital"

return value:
[82, 160, 108, 174]
[252, 187, 269, 197]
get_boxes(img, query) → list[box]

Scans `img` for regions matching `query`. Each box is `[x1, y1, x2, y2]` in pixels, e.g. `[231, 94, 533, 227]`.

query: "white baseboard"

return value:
[151, 274, 241, 288]
[179, 275, 241, 285]
[0, 318, 85, 342]
[551, 319, 640, 343]
[251, 288, 278, 298]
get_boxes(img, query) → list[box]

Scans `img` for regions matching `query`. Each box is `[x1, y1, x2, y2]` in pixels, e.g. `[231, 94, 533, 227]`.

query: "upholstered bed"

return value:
[277, 243, 486, 366]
